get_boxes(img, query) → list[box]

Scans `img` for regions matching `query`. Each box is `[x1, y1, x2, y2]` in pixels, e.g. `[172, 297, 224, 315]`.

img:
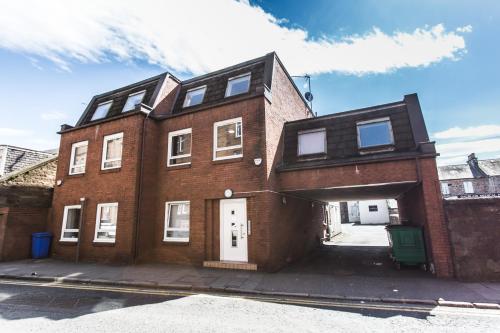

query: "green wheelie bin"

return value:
[385, 225, 427, 270]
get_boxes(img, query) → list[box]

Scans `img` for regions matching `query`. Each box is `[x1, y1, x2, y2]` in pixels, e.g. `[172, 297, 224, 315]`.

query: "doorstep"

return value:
[203, 261, 257, 271]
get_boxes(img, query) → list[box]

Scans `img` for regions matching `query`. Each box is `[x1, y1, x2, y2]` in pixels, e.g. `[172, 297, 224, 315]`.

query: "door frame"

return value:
[219, 198, 248, 262]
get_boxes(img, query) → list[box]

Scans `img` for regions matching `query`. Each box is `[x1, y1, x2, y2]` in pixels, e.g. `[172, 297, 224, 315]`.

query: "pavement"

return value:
[0, 223, 499, 309]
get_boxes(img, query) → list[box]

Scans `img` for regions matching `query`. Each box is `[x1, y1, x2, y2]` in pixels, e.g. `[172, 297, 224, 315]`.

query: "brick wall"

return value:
[442, 176, 500, 197]
[397, 158, 454, 278]
[0, 207, 50, 261]
[0, 185, 53, 261]
[49, 114, 144, 263]
[444, 198, 500, 281]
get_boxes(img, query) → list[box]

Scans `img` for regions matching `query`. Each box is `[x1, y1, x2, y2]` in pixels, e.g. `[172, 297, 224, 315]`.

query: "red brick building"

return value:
[48, 53, 453, 277]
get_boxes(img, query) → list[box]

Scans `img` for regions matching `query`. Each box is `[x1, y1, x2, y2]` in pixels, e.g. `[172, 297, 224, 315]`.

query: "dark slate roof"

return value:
[172, 61, 266, 114]
[438, 158, 500, 180]
[76, 72, 173, 126]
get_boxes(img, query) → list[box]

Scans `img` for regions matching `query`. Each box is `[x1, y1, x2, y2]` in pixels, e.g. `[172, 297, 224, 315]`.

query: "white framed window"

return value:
[463, 181, 474, 194]
[101, 133, 123, 170]
[298, 128, 326, 156]
[357, 117, 394, 149]
[91, 101, 113, 121]
[69, 141, 88, 175]
[441, 182, 450, 195]
[122, 90, 146, 112]
[167, 128, 192, 167]
[94, 202, 118, 243]
[225, 73, 251, 97]
[183, 86, 206, 108]
[164, 201, 190, 242]
[60, 205, 81, 242]
[213, 117, 243, 160]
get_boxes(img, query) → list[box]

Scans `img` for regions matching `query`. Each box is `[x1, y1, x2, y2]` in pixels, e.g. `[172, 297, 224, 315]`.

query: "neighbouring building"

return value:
[0, 155, 57, 261]
[48, 52, 453, 277]
[438, 153, 500, 198]
[341, 199, 398, 225]
[0, 145, 55, 177]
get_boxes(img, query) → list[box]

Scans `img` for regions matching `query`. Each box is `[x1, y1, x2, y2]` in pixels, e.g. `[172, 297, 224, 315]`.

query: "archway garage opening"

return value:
[279, 181, 435, 278]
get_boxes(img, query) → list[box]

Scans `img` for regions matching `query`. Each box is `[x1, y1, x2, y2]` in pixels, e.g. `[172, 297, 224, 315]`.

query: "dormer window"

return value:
[122, 90, 146, 112]
[225, 73, 251, 97]
[357, 117, 394, 149]
[298, 128, 326, 156]
[183, 86, 206, 108]
[91, 101, 113, 121]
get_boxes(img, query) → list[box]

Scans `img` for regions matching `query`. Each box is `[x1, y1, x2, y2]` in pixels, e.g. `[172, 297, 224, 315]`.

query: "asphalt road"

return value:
[0, 280, 499, 332]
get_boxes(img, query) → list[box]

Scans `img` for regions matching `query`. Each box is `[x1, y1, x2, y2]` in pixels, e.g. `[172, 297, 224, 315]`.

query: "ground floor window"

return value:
[94, 203, 118, 243]
[60, 205, 81, 242]
[164, 201, 190, 242]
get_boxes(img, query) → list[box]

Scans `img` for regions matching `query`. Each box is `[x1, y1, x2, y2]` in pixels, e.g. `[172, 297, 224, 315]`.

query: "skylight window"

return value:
[225, 73, 251, 97]
[122, 90, 146, 112]
[91, 101, 113, 121]
[183, 86, 206, 108]
[357, 118, 394, 149]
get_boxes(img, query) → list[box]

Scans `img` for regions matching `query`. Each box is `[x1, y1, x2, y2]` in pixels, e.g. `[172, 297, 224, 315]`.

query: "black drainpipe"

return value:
[75, 197, 86, 263]
[133, 108, 151, 263]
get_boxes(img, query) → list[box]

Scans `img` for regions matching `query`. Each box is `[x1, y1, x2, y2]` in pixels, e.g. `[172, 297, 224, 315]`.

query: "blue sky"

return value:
[0, 0, 499, 165]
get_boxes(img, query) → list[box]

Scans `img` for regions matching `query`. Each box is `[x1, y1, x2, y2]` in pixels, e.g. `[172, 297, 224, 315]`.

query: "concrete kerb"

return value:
[0, 273, 498, 310]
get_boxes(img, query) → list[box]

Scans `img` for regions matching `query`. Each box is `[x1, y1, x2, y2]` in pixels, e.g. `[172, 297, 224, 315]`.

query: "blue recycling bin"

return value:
[31, 232, 52, 259]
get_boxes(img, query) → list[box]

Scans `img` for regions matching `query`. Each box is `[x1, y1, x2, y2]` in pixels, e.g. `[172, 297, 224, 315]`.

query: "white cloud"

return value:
[41, 111, 68, 120]
[0, 128, 32, 137]
[433, 125, 500, 139]
[0, 0, 471, 75]
[457, 25, 473, 33]
[436, 137, 500, 165]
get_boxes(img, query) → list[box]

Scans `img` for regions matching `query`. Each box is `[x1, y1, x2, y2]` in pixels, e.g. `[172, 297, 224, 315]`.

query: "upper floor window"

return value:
[225, 73, 251, 97]
[101, 133, 123, 170]
[164, 201, 190, 242]
[463, 181, 474, 194]
[167, 128, 192, 167]
[213, 117, 243, 160]
[368, 205, 378, 212]
[441, 182, 450, 195]
[60, 205, 81, 242]
[298, 128, 326, 156]
[91, 101, 113, 121]
[94, 202, 118, 243]
[69, 141, 88, 175]
[183, 86, 206, 108]
[122, 90, 146, 112]
[357, 118, 394, 149]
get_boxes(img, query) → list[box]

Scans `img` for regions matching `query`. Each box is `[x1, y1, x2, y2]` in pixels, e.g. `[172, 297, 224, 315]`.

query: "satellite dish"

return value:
[305, 91, 314, 102]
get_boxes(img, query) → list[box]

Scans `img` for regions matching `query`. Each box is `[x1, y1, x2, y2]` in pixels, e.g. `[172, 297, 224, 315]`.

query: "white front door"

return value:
[220, 198, 248, 262]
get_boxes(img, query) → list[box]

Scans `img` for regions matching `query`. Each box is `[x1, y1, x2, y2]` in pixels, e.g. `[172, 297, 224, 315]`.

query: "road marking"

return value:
[0, 279, 498, 318]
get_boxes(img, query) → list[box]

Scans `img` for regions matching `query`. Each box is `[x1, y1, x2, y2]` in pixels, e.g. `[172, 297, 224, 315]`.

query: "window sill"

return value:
[297, 154, 327, 162]
[58, 240, 78, 246]
[166, 163, 192, 170]
[212, 157, 244, 165]
[358, 145, 395, 155]
[162, 240, 190, 246]
[92, 241, 116, 247]
[67, 173, 85, 178]
[99, 167, 121, 174]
